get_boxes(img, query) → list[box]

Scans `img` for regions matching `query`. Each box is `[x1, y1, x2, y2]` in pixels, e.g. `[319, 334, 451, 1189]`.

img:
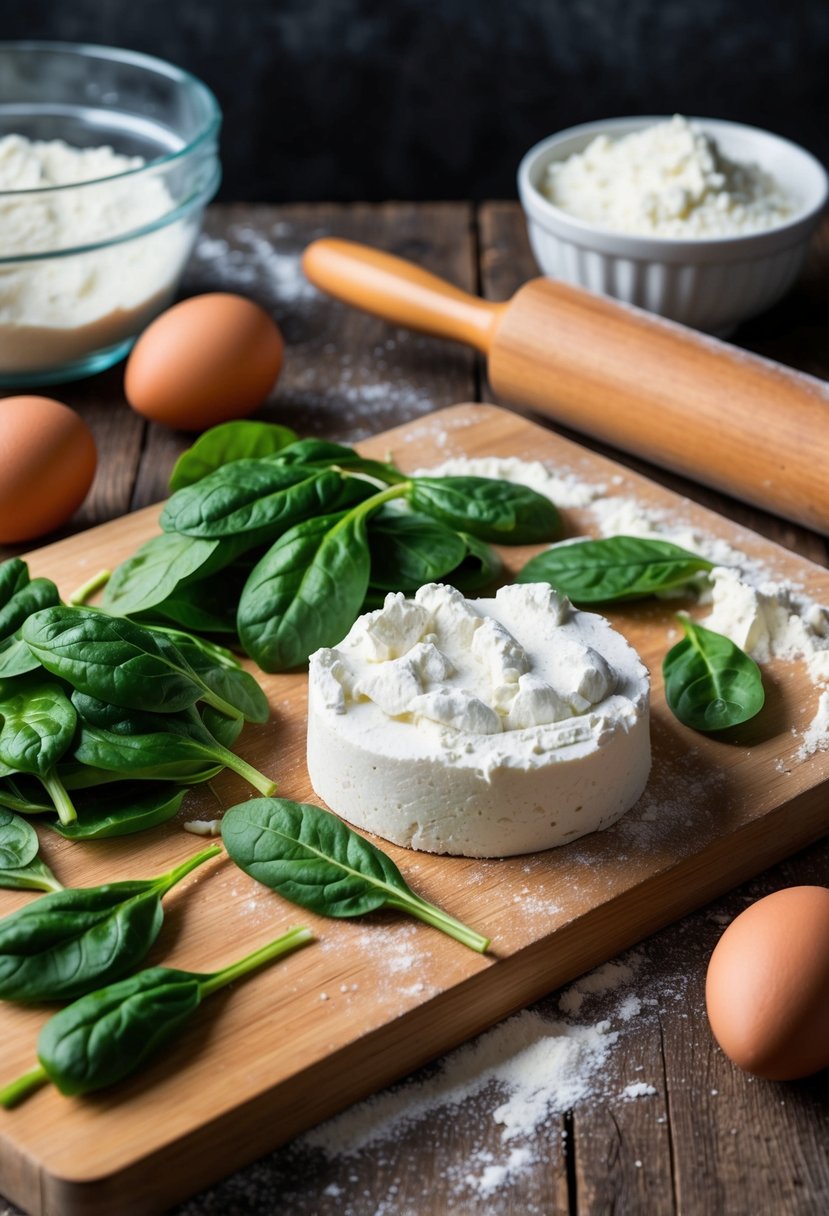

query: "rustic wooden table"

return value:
[1, 203, 828, 1216]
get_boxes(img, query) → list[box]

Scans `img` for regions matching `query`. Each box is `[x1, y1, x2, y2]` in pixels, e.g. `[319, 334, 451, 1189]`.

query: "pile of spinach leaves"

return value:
[0, 561, 274, 840]
[102, 421, 562, 671]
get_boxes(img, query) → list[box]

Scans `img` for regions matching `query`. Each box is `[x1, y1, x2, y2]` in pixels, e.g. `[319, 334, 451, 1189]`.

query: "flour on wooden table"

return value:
[297, 943, 664, 1204]
[192, 223, 319, 306]
[622, 1080, 658, 1099]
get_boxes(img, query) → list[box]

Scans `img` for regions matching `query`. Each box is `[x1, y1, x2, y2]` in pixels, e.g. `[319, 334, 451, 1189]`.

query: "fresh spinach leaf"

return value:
[168, 420, 299, 491]
[0, 567, 61, 640]
[22, 606, 248, 723]
[102, 533, 222, 617]
[157, 632, 269, 725]
[0, 560, 60, 679]
[0, 678, 78, 825]
[200, 705, 244, 750]
[0, 927, 312, 1105]
[0, 637, 41, 680]
[273, 439, 405, 485]
[0, 807, 39, 870]
[0, 797, 61, 890]
[138, 625, 268, 725]
[237, 509, 372, 671]
[409, 476, 561, 544]
[0, 560, 27, 608]
[137, 568, 244, 634]
[160, 462, 350, 540]
[663, 617, 765, 732]
[367, 510, 468, 590]
[0, 777, 53, 816]
[443, 532, 502, 593]
[0, 845, 220, 1003]
[271, 439, 363, 466]
[517, 535, 714, 602]
[0, 858, 63, 894]
[221, 798, 490, 953]
[48, 783, 188, 840]
[72, 706, 275, 796]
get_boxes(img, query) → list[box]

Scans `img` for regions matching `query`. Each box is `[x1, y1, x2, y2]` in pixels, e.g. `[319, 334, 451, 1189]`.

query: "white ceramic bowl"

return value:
[518, 116, 828, 334]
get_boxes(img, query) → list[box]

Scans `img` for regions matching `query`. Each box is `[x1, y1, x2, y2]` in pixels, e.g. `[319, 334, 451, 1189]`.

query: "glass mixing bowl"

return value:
[0, 41, 221, 386]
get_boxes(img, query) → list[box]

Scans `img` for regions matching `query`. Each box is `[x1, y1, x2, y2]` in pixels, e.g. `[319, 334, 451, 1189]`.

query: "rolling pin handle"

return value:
[302, 237, 504, 355]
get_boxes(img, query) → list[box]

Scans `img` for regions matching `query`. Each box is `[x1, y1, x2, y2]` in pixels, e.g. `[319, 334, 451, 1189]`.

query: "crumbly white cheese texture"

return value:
[0, 134, 191, 363]
[542, 115, 792, 238]
[307, 583, 650, 857]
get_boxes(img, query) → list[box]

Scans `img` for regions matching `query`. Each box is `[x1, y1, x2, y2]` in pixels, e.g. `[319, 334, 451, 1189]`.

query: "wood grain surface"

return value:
[1, 202, 827, 1216]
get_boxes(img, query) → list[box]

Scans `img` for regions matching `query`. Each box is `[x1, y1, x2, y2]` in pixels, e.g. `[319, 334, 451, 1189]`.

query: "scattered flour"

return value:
[192, 222, 318, 306]
[557, 957, 640, 1016]
[466, 1146, 533, 1197]
[305, 1006, 617, 1158]
[796, 689, 829, 761]
[296, 945, 667, 1207]
[617, 994, 643, 1022]
[622, 1081, 658, 1099]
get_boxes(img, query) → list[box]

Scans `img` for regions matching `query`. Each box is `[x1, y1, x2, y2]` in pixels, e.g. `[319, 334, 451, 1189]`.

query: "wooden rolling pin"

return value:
[302, 237, 829, 535]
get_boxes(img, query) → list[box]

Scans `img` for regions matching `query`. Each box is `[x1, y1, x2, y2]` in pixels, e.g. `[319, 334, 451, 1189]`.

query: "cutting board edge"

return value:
[6, 779, 828, 1216]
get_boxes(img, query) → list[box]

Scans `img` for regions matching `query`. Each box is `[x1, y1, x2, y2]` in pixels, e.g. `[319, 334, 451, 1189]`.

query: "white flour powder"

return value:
[299, 945, 662, 1203]
[0, 134, 193, 371]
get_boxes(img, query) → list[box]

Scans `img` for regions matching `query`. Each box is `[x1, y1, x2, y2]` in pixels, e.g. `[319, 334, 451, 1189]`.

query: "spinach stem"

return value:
[199, 926, 314, 997]
[39, 772, 78, 826]
[0, 1064, 49, 1109]
[198, 685, 249, 722]
[31, 867, 64, 894]
[389, 894, 490, 954]
[351, 481, 413, 518]
[209, 745, 276, 797]
[340, 462, 409, 489]
[324, 480, 412, 549]
[155, 844, 222, 895]
[68, 569, 111, 606]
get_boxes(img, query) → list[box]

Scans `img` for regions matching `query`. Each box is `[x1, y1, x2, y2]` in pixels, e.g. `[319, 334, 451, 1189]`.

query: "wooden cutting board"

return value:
[2, 403, 829, 1216]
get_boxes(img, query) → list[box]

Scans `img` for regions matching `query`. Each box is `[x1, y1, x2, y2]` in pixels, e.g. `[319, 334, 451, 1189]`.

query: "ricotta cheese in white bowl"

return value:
[307, 582, 651, 858]
[517, 114, 828, 333]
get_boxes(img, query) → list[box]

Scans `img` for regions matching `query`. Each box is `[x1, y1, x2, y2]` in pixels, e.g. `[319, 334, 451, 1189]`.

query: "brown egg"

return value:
[705, 885, 829, 1080]
[0, 396, 97, 544]
[124, 293, 284, 431]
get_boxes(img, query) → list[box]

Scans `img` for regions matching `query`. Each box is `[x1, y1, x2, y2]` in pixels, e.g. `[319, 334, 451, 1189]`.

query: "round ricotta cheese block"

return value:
[306, 582, 651, 858]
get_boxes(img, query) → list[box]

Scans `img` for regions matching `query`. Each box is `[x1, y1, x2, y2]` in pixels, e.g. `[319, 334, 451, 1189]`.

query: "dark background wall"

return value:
[7, 0, 829, 201]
